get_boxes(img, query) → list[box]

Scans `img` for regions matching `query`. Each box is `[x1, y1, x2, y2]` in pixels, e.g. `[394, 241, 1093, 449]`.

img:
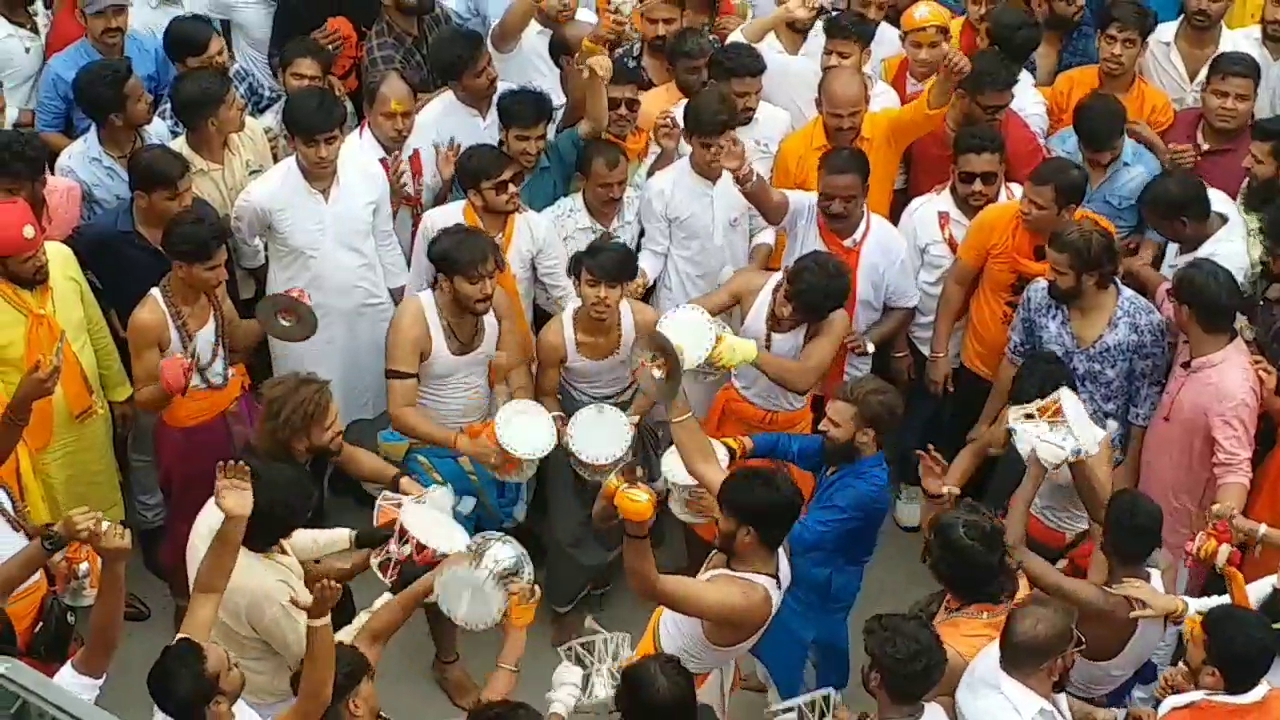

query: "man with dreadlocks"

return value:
[126, 202, 268, 626]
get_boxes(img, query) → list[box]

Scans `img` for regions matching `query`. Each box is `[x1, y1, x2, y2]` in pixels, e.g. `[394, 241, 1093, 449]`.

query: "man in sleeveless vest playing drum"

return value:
[600, 460, 802, 719]
[383, 224, 535, 710]
[126, 203, 268, 627]
[533, 239, 665, 646]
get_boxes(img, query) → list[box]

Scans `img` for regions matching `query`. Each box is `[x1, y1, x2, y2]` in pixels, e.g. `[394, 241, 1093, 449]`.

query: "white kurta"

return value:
[231, 154, 410, 425]
[340, 124, 426, 260]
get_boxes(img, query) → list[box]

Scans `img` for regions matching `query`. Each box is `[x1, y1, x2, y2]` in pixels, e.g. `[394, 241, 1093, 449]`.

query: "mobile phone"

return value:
[50, 332, 66, 371]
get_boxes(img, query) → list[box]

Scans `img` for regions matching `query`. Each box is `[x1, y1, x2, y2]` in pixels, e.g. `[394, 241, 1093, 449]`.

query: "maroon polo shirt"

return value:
[906, 112, 1046, 199]
[1161, 108, 1251, 195]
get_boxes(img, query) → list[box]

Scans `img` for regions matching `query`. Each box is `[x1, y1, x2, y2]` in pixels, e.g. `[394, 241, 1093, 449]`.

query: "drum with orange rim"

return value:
[370, 488, 470, 585]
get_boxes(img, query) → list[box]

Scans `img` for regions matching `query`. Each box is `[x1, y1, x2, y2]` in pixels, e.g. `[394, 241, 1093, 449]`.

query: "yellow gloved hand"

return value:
[708, 333, 758, 370]
[601, 474, 626, 502]
[505, 583, 541, 629]
[614, 483, 658, 523]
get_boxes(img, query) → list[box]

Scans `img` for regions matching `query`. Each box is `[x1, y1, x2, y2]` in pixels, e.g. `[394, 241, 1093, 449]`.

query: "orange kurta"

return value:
[934, 573, 1031, 662]
[1241, 437, 1280, 582]
[637, 82, 685, 133]
[1042, 66, 1175, 136]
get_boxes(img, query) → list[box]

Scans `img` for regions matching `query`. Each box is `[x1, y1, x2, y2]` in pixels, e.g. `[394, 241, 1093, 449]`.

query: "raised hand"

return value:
[292, 577, 344, 620]
[58, 507, 102, 544]
[435, 139, 462, 185]
[719, 133, 747, 176]
[214, 460, 254, 520]
[916, 446, 956, 499]
[11, 355, 61, 410]
[937, 48, 972, 84]
[92, 522, 133, 564]
[653, 112, 681, 152]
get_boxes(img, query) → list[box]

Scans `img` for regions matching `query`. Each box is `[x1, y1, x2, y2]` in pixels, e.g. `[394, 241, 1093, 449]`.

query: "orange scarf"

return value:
[0, 281, 97, 453]
[160, 363, 251, 428]
[817, 215, 869, 396]
[462, 203, 534, 363]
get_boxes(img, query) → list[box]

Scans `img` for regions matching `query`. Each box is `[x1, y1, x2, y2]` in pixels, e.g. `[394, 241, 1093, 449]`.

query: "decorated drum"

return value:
[656, 304, 719, 371]
[370, 489, 470, 585]
[492, 399, 559, 483]
[557, 619, 634, 712]
[766, 687, 843, 720]
[660, 438, 730, 524]
[434, 531, 536, 631]
[565, 403, 635, 483]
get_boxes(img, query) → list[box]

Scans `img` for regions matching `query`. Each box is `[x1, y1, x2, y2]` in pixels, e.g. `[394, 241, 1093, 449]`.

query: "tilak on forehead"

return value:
[389, 99, 410, 113]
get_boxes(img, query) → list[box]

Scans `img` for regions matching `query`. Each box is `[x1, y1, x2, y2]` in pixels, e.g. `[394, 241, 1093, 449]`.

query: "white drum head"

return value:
[494, 399, 558, 460]
[566, 404, 635, 466]
[765, 688, 842, 720]
[660, 438, 730, 488]
[398, 501, 471, 556]
[657, 305, 718, 370]
[435, 532, 536, 631]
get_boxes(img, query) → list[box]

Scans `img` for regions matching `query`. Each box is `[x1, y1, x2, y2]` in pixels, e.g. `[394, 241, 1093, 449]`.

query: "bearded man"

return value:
[1242, 117, 1280, 292]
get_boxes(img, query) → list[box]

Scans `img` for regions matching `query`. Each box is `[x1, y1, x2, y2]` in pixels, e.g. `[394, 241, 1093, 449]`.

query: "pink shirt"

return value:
[1138, 336, 1259, 563]
[42, 176, 81, 242]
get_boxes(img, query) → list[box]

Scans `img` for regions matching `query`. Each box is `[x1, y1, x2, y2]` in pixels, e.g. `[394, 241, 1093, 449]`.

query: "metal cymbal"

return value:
[256, 291, 318, 342]
[629, 331, 683, 404]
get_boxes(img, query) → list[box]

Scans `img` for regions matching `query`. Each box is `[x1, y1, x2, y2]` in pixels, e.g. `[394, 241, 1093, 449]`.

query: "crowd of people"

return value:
[3, 0, 1280, 717]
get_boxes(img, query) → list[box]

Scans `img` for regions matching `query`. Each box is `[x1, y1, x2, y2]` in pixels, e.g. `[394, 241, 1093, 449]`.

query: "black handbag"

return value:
[0, 505, 78, 664]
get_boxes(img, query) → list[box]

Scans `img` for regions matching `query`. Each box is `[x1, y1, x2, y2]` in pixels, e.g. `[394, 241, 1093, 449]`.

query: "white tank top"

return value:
[731, 273, 808, 412]
[657, 549, 791, 674]
[148, 287, 229, 391]
[1066, 568, 1167, 699]
[416, 289, 498, 429]
[1030, 465, 1091, 536]
[560, 298, 636, 399]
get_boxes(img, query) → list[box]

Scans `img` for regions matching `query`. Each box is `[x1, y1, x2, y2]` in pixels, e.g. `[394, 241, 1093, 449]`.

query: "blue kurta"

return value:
[745, 434, 893, 698]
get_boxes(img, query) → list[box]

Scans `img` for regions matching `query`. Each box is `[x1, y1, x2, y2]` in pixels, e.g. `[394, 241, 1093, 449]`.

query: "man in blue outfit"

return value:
[662, 372, 904, 699]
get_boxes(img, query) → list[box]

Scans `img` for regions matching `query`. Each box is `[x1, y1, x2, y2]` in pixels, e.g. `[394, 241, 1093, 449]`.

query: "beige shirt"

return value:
[185, 497, 354, 707]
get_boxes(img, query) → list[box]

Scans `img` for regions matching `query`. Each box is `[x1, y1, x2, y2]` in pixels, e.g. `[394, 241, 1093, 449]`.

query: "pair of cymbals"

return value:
[256, 288, 318, 342]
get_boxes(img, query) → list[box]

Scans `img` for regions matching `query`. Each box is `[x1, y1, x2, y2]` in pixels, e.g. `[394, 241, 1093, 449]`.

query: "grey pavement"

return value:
[96, 498, 938, 719]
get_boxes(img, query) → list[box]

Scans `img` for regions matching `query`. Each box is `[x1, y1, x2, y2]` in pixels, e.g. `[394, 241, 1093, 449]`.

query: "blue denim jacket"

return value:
[1046, 129, 1162, 238]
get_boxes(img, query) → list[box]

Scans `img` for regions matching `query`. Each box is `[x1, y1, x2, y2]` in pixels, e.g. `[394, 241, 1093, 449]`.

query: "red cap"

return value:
[0, 198, 43, 258]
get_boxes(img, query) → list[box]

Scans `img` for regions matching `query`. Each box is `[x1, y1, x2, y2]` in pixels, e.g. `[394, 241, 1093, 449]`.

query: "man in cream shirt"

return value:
[1141, 1, 1254, 110]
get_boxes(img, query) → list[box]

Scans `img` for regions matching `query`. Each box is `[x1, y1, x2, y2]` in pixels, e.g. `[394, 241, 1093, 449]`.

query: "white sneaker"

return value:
[894, 485, 923, 532]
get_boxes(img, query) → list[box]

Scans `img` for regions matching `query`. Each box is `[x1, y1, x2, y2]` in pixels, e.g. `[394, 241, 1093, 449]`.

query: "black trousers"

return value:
[930, 363, 994, 460]
[889, 344, 947, 486]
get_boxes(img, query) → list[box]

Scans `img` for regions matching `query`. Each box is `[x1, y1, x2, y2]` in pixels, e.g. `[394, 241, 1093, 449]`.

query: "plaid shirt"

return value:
[361, 10, 453, 95]
[155, 63, 284, 138]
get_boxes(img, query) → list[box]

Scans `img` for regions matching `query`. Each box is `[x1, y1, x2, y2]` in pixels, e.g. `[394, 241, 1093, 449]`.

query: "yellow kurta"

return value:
[0, 243, 131, 522]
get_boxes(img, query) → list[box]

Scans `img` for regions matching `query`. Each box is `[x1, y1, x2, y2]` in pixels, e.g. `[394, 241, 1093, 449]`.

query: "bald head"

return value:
[998, 594, 1077, 675]
[366, 70, 414, 111]
[366, 70, 416, 150]
[819, 67, 867, 109]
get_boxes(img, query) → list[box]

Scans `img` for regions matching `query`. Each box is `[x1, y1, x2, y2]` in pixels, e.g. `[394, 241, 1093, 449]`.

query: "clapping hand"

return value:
[1166, 143, 1199, 169]
[91, 521, 133, 564]
[57, 507, 103, 544]
[293, 577, 344, 620]
[214, 461, 254, 520]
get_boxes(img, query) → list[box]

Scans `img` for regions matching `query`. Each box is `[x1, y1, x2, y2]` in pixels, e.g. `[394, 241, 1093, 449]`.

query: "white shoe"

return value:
[894, 485, 923, 532]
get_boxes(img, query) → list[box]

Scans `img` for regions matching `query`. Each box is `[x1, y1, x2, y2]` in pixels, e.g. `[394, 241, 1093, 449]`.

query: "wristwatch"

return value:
[39, 524, 68, 555]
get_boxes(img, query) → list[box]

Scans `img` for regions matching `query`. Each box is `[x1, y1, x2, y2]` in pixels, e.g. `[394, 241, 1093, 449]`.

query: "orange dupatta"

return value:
[0, 281, 97, 453]
[817, 215, 869, 396]
[160, 363, 251, 428]
[461, 203, 534, 363]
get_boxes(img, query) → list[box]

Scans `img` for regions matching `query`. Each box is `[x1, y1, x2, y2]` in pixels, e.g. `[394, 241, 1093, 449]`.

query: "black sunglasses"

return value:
[955, 171, 1000, 187]
[608, 97, 641, 112]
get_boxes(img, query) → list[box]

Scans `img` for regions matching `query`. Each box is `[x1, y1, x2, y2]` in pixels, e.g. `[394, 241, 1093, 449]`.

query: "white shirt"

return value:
[735, 22, 825, 63]
[0, 9, 46, 128]
[1237, 25, 1280, 119]
[1158, 683, 1276, 718]
[408, 199, 576, 319]
[956, 643, 1073, 720]
[768, 192, 920, 379]
[898, 182, 1023, 361]
[204, 0, 276, 87]
[129, 0, 189, 40]
[340, 123, 425, 260]
[1141, 20, 1255, 111]
[1012, 69, 1050, 143]
[231, 154, 408, 425]
[663, 97, 793, 178]
[0, 491, 41, 595]
[868, 21, 904, 72]
[638, 157, 775, 313]
[51, 662, 105, 705]
[405, 82, 515, 201]
[1158, 186, 1252, 286]
[489, 9, 596, 130]
[540, 188, 643, 256]
[154, 699, 263, 720]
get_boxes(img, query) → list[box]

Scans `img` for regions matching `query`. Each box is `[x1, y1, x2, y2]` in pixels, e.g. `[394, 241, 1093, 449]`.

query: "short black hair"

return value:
[1046, 218, 1120, 287]
[1252, 115, 1280, 163]
[162, 13, 219, 66]
[429, 26, 489, 85]
[278, 35, 334, 77]
[72, 58, 135, 127]
[959, 48, 1020, 97]
[162, 201, 228, 264]
[576, 137, 628, 177]
[291, 642, 371, 720]
[863, 613, 948, 706]
[548, 31, 575, 70]
[926, 499, 1019, 605]
[785, 250, 851, 323]
[716, 464, 804, 551]
[1205, 51, 1262, 93]
[986, 3, 1042, 66]
[282, 86, 347, 139]
[0, 130, 48, 184]
[1009, 350, 1076, 405]
[615, 653, 699, 720]
[1101, 488, 1163, 567]
[610, 59, 645, 88]
[707, 42, 766, 83]
[240, 453, 317, 553]
[1099, 0, 1157, 40]
[1000, 594, 1078, 675]
[817, 146, 872, 185]
[682, 86, 735, 139]
[823, 10, 878, 49]
[1170, 257, 1247, 335]
[169, 67, 234, 132]
[455, 143, 514, 194]
[466, 700, 543, 720]
[1072, 92, 1127, 153]
[148, 637, 219, 720]
[497, 87, 554, 131]
[666, 27, 715, 66]
[128, 145, 191, 194]
[1139, 169, 1212, 223]
[952, 123, 1006, 160]
[568, 238, 639, 284]
[1028, 157, 1088, 209]
[1200, 605, 1280, 694]
[428, 224, 508, 280]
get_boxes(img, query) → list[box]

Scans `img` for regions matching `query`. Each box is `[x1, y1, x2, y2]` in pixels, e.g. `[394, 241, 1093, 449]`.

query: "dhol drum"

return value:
[434, 531, 536, 631]
[557, 617, 634, 713]
[766, 688, 843, 720]
[370, 488, 470, 585]
[565, 403, 635, 483]
[656, 304, 730, 381]
[491, 399, 559, 482]
[660, 438, 730, 524]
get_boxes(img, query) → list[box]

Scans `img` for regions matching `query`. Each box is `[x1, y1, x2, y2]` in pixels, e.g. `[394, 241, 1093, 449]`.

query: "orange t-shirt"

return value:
[934, 574, 1032, 663]
[1043, 65, 1176, 136]
[637, 82, 685, 133]
[956, 202, 1115, 381]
